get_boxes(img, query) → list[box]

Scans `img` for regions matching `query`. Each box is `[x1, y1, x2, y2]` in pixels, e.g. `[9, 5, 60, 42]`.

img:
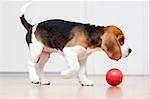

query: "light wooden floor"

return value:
[0, 73, 150, 99]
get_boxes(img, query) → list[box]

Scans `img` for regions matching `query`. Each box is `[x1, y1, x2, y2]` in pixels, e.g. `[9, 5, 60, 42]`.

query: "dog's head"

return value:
[101, 25, 132, 60]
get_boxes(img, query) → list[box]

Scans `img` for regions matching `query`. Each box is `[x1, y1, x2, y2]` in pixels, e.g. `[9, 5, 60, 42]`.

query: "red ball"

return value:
[106, 68, 123, 86]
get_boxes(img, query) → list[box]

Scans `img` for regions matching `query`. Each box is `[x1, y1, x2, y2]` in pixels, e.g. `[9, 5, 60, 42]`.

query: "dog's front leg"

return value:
[61, 45, 86, 79]
[78, 58, 93, 86]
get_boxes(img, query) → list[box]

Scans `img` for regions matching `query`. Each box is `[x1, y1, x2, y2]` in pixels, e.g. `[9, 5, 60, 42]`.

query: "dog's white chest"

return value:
[78, 47, 101, 61]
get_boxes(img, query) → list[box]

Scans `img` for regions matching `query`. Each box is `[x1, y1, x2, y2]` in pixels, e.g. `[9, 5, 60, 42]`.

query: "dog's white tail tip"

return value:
[19, 2, 32, 17]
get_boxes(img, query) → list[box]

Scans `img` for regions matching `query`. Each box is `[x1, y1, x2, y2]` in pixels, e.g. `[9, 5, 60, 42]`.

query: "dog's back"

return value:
[35, 20, 85, 50]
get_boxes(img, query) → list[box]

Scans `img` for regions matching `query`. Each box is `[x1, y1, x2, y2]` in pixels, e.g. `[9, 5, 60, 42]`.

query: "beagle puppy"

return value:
[19, 3, 132, 86]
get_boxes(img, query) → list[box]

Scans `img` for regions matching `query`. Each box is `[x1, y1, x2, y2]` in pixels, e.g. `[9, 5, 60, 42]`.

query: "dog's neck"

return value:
[85, 24, 105, 48]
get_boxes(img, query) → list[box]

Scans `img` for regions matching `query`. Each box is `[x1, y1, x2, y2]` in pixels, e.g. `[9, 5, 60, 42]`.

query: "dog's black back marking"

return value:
[35, 19, 84, 50]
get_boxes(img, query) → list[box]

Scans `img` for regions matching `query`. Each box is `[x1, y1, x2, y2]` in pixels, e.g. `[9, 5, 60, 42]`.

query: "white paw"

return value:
[29, 75, 40, 84]
[80, 79, 94, 86]
[40, 78, 50, 85]
[61, 68, 79, 79]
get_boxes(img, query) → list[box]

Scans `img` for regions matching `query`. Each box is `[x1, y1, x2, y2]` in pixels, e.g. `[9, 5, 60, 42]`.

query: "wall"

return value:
[0, 0, 149, 75]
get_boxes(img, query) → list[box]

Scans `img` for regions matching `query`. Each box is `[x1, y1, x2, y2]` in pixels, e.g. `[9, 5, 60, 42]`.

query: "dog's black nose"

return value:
[128, 48, 132, 54]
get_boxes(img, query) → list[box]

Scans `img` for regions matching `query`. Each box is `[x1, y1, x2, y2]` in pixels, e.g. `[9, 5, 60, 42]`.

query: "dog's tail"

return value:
[19, 2, 33, 31]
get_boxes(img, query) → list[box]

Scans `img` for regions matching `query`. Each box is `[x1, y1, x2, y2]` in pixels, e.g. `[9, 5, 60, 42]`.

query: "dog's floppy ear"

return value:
[101, 32, 122, 61]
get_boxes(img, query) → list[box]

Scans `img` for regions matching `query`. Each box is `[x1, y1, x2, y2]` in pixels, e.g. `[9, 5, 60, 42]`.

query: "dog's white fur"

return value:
[19, 2, 32, 17]
[121, 45, 131, 58]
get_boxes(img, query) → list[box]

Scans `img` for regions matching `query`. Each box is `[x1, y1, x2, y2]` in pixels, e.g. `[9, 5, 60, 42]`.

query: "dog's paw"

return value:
[40, 79, 50, 85]
[80, 79, 94, 86]
[29, 75, 40, 84]
[61, 69, 78, 79]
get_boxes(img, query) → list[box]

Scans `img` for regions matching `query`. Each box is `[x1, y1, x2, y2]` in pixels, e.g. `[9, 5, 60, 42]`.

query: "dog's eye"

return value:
[116, 34, 119, 38]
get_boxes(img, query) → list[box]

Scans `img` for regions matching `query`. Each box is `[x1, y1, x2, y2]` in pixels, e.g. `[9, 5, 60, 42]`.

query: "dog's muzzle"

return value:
[121, 45, 132, 58]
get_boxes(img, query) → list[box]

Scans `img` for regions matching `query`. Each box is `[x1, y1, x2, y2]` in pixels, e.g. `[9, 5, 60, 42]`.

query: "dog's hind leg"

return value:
[28, 41, 43, 84]
[36, 52, 50, 85]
